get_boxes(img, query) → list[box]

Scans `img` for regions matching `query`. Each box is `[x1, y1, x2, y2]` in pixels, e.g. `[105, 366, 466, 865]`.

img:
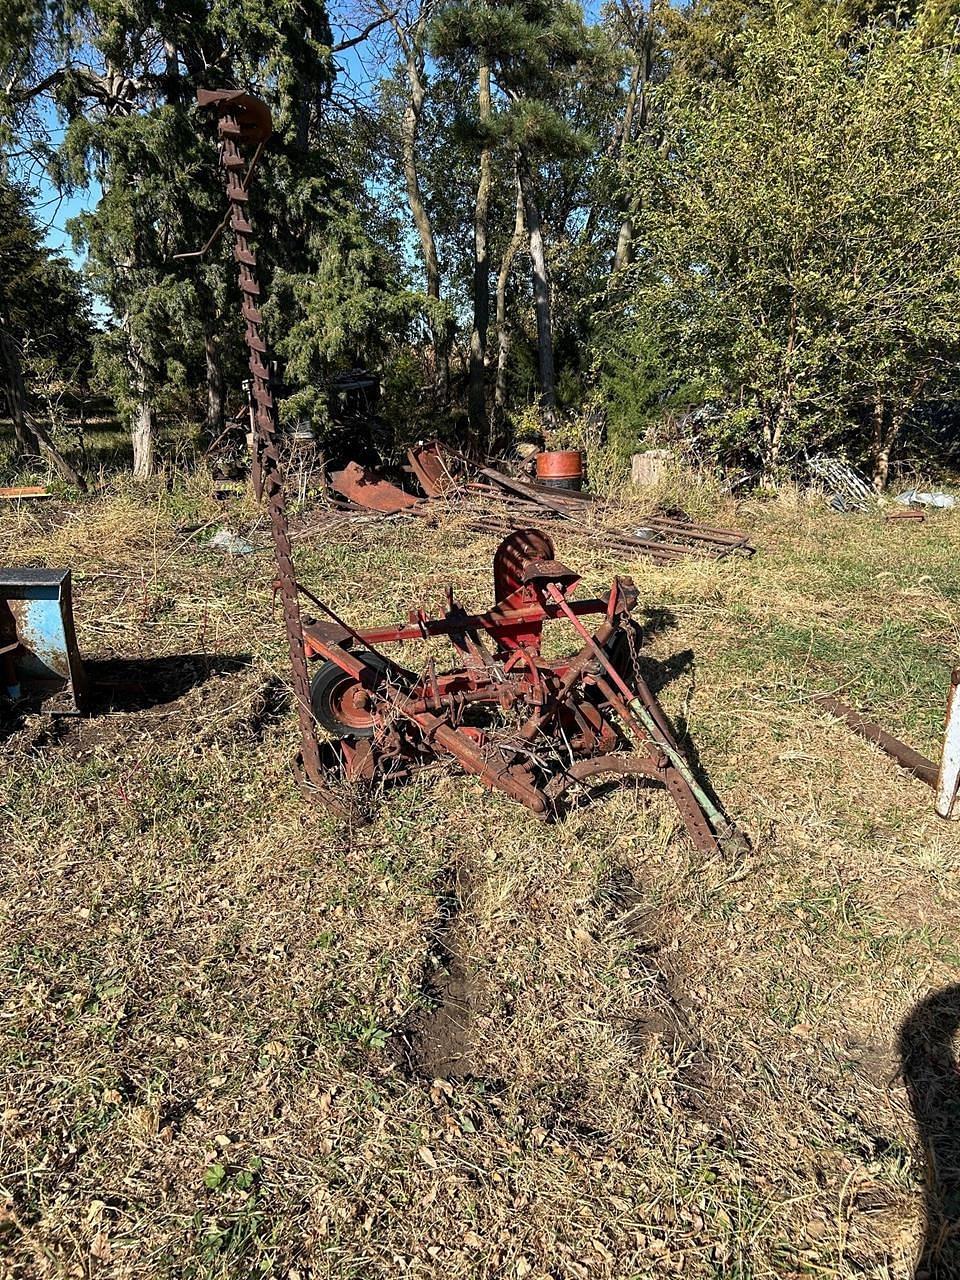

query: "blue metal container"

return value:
[0, 568, 86, 713]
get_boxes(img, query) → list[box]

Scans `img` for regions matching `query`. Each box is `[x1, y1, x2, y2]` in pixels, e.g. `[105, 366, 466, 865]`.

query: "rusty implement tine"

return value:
[663, 768, 722, 856]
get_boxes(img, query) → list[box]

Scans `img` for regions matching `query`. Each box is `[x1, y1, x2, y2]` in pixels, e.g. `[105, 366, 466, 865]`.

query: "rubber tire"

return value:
[310, 653, 392, 739]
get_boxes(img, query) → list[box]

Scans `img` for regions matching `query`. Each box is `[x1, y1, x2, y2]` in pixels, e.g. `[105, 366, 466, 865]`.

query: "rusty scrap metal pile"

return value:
[198, 88, 749, 852]
[328, 445, 755, 567]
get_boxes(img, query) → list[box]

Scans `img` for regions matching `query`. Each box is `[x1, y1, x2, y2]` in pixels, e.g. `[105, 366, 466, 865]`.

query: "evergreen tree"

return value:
[2, 0, 421, 474]
[0, 173, 91, 485]
[431, 0, 605, 430]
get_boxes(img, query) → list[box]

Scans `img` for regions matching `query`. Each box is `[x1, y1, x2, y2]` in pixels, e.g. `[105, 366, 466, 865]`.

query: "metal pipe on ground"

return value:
[813, 693, 939, 787]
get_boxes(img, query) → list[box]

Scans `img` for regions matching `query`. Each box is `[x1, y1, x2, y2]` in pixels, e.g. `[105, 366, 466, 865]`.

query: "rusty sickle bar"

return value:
[197, 89, 329, 797]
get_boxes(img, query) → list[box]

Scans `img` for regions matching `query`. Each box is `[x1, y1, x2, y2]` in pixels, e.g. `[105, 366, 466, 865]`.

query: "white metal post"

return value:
[936, 667, 960, 820]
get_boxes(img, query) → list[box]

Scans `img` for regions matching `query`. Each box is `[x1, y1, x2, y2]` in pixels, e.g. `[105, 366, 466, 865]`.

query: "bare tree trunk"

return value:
[400, 72, 440, 302]
[613, 15, 654, 274]
[759, 290, 797, 485]
[0, 325, 87, 489]
[162, 39, 183, 103]
[468, 56, 493, 436]
[871, 397, 904, 491]
[873, 447, 891, 492]
[126, 323, 156, 479]
[612, 219, 634, 274]
[493, 178, 526, 432]
[383, 1, 448, 400]
[611, 67, 641, 273]
[0, 328, 40, 455]
[517, 150, 557, 427]
[204, 330, 225, 435]
[761, 411, 783, 483]
[620, 64, 643, 152]
[581, 56, 639, 253]
[132, 400, 156, 479]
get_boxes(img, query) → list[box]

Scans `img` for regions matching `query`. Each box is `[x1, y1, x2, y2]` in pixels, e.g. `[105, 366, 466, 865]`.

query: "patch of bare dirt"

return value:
[395, 862, 490, 1080]
[0, 654, 283, 757]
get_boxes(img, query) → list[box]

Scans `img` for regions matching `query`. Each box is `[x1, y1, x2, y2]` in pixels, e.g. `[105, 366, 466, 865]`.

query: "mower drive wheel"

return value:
[310, 653, 392, 739]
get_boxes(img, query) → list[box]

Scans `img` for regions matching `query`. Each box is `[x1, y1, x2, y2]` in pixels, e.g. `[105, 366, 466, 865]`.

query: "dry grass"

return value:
[1, 476, 959, 1279]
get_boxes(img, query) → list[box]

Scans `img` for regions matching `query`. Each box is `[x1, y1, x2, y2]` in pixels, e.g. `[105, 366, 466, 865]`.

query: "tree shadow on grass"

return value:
[632, 647, 695, 697]
[900, 985, 960, 1278]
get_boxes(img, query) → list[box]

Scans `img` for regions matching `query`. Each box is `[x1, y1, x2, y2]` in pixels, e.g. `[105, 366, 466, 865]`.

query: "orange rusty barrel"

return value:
[535, 449, 584, 491]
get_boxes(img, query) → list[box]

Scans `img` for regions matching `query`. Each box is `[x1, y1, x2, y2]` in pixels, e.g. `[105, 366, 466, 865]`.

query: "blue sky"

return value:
[20, 0, 612, 272]
[36, 184, 99, 262]
[13, 102, 101, 266]
[21, 10, 375, 270]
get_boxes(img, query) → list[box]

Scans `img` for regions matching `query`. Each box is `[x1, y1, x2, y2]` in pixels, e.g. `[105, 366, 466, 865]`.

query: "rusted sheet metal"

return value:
[407, 442, 455, 498]
[936, 668, 960, 820]
[0, 568, 86, 712]
[331, 460, 423, 513]
[813, 693, 938, 787]
[884, 509, 925, 522]
[0, 486, 51, 499]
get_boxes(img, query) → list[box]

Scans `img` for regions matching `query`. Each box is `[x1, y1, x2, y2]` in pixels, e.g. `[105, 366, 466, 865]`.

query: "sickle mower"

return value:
[196, 88, 743, 856]
[299, 528, 742, 855]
